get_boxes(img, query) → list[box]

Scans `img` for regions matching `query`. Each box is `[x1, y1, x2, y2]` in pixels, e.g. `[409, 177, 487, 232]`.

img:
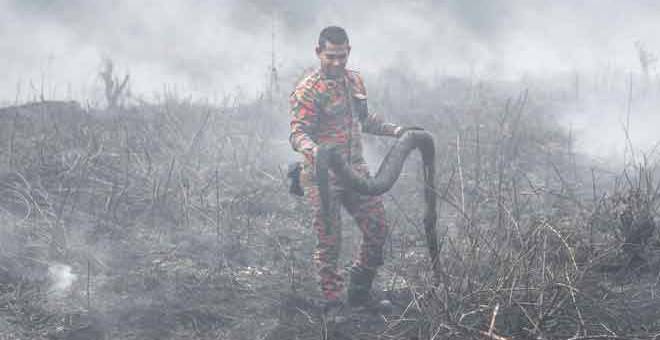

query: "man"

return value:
[289, 26, 405, 311]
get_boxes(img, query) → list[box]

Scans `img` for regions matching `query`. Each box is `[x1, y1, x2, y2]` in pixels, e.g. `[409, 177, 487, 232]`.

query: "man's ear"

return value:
[347, 45, 351, 55]
[315, 46, 322, 57]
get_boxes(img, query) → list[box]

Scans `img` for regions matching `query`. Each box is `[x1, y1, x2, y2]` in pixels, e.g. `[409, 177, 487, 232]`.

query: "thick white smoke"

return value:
[48, 263, 77, 297]
[2, 0, 660, 159]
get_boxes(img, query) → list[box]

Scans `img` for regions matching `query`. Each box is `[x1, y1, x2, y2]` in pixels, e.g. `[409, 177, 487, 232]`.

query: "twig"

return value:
[87, 260, 91, 309]
[478, 329, 511, 340]
[456, 133, 465, 214]
[568, 336, 635, 340]
[565, 269, 586, 336]
[456, 321, 512, 340]
[488, 303, 499, 338]
[539, 234, 547, 322]
[295, 307, 315, 325]
[541, 221, 579, 272]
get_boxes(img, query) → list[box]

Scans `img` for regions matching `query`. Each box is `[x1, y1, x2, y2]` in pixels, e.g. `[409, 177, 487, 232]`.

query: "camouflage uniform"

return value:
[289, 68, 400, 302]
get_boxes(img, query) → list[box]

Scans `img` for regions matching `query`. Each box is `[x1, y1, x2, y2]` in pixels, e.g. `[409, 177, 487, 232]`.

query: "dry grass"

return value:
[0, 74, 659, 340]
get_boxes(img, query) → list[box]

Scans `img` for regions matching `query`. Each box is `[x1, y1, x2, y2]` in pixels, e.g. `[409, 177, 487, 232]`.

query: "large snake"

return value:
[315, 130, 439, 279]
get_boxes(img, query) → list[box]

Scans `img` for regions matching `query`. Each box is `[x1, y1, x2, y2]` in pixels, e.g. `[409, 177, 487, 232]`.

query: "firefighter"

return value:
[289, 26, 405, 312]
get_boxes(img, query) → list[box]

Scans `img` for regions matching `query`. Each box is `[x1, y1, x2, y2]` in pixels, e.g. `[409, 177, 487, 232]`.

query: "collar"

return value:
[319, 68, 348, 81]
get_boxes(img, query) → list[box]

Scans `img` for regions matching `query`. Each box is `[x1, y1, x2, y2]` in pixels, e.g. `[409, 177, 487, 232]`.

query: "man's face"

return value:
[316, 41, 350, 78]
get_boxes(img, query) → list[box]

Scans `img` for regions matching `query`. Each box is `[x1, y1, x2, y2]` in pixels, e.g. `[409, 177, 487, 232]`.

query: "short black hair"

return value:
[318, 26, 349, 50]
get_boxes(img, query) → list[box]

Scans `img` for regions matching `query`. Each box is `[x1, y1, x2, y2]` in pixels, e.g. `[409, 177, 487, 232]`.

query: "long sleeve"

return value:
[349, 72, 400, 137]
[361, 111, 400, 137]
[289, 84, 319, 163]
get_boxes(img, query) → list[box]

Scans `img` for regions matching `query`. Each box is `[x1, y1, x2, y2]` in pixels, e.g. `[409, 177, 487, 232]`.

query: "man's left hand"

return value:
[395, 126, 424, 138]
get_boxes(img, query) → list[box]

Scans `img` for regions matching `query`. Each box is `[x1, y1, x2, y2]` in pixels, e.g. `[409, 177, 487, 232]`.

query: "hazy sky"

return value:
[2, 0, 660, 104]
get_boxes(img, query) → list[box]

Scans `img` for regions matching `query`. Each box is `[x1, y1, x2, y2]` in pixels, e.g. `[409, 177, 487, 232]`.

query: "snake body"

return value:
[315, 130, 439, 278]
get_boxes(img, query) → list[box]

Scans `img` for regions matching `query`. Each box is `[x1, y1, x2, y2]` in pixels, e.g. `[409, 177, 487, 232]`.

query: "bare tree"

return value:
[99, 59, 130, 109]
[635, 41, 657, 92]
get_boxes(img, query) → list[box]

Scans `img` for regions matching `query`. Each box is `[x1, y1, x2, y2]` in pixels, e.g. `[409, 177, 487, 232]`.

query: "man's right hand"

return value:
[304, 145, 319, 165]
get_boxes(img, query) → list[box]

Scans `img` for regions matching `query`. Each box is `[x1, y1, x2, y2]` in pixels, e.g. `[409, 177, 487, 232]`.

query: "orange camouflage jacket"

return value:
[289, 69, 400, 166]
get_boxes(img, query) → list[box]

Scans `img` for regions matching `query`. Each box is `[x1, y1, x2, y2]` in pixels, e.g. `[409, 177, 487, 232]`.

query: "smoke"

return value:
[48, 263, 77, 297]
[2, 0, 660, 157]
[2, 0, 659, 103]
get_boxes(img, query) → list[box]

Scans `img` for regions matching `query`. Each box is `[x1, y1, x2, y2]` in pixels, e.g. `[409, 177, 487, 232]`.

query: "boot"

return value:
[347, 266, 376, 307]
[322, 299, 348, 324]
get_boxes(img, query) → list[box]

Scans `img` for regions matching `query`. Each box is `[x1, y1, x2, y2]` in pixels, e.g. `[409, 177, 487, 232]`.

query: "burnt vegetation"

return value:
[1, 62, 660, 340]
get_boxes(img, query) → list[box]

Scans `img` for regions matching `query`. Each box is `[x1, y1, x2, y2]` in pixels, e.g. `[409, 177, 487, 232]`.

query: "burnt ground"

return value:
[1, 77, 660, 340]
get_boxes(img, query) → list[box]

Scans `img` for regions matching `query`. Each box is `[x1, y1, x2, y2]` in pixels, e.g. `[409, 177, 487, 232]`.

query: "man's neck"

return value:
[320, 69, 346, 80]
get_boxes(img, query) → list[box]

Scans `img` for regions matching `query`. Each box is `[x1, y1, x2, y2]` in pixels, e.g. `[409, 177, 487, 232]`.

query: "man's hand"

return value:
[395, 126, 424, 138]
[303, 145, 319, 165]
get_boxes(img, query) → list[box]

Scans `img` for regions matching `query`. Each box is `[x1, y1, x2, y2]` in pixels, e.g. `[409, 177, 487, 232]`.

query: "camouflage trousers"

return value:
[302, 163, 389, 301]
